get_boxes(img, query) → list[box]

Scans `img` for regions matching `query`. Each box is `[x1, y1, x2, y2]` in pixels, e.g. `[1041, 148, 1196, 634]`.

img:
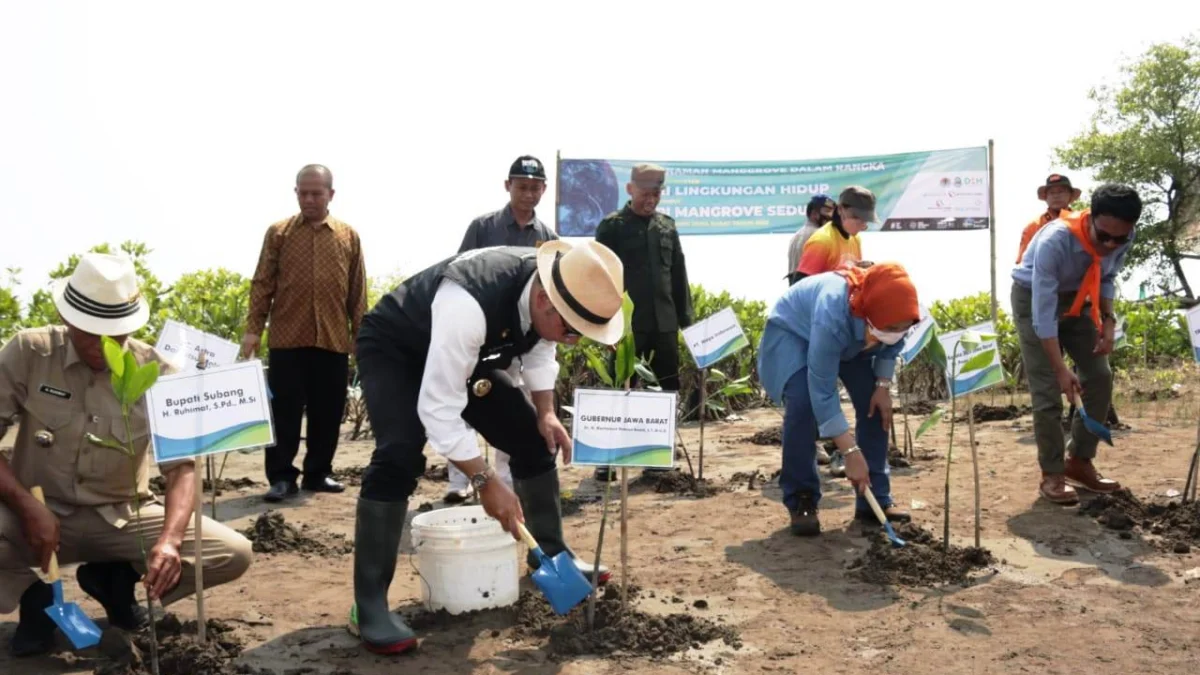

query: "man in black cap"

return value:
[347, 240, 622, 655]
[785, 194, 834, 286]
[445, 155, 562, 502]
[458, 155, 559, 251]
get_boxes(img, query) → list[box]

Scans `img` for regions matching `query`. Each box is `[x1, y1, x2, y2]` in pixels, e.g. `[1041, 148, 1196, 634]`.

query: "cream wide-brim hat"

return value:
[52, 253, 150, 336]
[535, 240, 625, 345]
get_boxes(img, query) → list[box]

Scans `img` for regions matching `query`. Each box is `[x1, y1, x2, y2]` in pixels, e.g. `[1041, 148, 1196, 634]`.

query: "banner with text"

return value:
[156, 319, 240, 372]
[557, 146, 990, 236]
[147, 361, 274, 463]
[570, 388, 677, 468]
[1188, 304, 1200, 363]
[938, 321, 1005, 398]
[682, 307, 750, 369]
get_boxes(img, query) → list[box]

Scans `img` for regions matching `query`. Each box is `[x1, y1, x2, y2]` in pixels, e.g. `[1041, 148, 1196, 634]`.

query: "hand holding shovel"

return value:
[863, 490, 906, 549]
[29, 486, 103, 650]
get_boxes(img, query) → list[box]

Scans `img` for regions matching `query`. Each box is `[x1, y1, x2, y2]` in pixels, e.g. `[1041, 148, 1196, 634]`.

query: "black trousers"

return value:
[633, 331, 681, 392]
[264, 347, 349, 485]
[356, 337, 556, 503]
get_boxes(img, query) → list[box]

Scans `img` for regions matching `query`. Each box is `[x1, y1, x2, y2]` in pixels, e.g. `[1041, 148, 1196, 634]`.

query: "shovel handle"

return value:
[862, 489, 890, 527]
[515, 521, 539, 551]
[28, 487, 60, 583]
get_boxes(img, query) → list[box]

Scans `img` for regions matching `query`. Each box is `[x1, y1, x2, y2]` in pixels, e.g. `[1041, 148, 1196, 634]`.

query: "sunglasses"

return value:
[1092, 222, 1130, 246]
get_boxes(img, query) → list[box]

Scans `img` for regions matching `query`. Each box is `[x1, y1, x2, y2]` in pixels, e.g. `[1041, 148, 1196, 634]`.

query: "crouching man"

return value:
[349, 241, 624, 654]
[0, 253, 253, 657]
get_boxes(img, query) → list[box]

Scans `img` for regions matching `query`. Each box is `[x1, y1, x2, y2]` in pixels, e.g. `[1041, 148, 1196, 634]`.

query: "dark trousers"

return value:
[356, 338, 556, 503]
[633, 331, 681, 392]
[264, 347, 349, 485]
[780, 355, 892, 513]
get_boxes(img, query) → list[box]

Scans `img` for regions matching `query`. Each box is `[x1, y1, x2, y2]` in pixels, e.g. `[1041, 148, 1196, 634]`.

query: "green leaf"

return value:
[960, 348, 996, 374]
[102, 337, 125, 377]
[958, 330, 983, 349]
[585, 350, 614, 387]
[621, 293, 634, 338]
[120, 351, 139, 404]
[127, 362, 160, 402]
[915, 408, 944, 439]
[709, 368, 728, 381]
[634, 362, 659, 385]
[926, 329, 948, 372]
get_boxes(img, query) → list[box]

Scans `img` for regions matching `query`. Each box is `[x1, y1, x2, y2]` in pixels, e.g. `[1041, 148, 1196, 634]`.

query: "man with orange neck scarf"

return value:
[758, 264, 921, 536]
[1011, 184, 1141, 505]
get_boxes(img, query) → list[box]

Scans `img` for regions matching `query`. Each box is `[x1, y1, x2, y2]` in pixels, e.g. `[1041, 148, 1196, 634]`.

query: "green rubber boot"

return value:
[348, 497, 417, 654]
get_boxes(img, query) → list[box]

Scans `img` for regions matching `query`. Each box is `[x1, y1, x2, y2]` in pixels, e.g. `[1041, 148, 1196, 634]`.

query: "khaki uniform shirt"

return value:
[0, 326, 184, 528]
[246, 213, 368, 354]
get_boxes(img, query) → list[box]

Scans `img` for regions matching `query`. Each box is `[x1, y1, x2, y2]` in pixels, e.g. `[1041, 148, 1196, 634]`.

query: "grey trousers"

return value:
[1011, 284, 1113, 474]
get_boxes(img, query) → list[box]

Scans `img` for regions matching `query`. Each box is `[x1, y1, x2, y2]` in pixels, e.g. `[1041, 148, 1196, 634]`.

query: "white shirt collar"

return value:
[518, 273, 535, 334]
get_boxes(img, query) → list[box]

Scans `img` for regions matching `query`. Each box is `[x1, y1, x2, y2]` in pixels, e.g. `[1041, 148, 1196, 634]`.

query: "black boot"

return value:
[349, 497, 417, 655]
[77, 561, 149, 630]
[10, 580, 56, 657]
[513, 469, 609, 584]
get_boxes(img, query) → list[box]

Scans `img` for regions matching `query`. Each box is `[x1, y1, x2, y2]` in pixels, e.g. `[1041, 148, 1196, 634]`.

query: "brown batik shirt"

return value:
[246, 213, 367, 353]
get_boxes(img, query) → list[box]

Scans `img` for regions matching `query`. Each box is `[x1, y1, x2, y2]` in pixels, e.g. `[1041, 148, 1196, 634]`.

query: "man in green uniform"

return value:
[593, 163, 694, 481]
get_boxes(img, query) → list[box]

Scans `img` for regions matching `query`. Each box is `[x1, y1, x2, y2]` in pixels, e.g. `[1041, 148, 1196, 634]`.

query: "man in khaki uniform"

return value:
[0, 253, 252, 656]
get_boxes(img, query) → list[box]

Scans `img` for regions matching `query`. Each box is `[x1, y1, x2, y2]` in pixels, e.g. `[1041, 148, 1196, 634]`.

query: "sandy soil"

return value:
[3, 393, 1200, 674]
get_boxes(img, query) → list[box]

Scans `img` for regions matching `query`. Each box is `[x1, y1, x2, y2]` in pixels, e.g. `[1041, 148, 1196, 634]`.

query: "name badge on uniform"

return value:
[38, 384, 72, 400]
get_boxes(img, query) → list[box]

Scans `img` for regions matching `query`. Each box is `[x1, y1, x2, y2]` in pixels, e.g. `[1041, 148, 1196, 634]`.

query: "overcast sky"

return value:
[2, 1, 1198, 316]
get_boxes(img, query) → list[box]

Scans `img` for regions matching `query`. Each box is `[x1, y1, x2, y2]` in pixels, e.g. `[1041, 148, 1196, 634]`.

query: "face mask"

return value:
[868, 322, 907, 346]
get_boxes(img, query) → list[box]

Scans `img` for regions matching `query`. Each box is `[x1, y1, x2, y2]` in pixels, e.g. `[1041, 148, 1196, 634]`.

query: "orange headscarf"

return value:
[835, 263, 920, 328]
[1061, 209, 1103, 331]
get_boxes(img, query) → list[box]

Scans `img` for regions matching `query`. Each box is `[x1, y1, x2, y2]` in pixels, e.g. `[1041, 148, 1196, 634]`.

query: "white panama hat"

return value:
[52, 252, 150, 336]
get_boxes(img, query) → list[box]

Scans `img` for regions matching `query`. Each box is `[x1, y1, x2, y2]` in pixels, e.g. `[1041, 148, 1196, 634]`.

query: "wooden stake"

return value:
[698, 368, 707, 481]
[967, 393, 981, 549]
[193, 464, 206, 642]
[619, 467, 628, 608]
[194, 349, 209, 642]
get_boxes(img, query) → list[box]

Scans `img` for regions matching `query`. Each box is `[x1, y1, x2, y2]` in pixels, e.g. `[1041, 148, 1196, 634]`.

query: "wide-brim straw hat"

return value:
[52, 252, 149, 336]
[535, 240, 625, 345]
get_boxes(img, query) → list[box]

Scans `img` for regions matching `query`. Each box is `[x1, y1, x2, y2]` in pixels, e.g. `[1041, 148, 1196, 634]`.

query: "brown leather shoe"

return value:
[1064, 457, 1121, 494]
[1040, 473, 1079, 505]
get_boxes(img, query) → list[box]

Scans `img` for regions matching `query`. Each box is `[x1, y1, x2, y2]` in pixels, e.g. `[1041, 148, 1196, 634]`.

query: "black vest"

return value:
[360, 247, 542, 370]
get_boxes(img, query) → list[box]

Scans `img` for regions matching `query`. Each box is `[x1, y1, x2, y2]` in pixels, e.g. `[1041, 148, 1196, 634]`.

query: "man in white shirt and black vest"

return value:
[347, 240, 623, 655]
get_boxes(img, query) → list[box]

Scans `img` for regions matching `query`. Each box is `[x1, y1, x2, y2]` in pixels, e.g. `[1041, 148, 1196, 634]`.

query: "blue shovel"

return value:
[863, 490, 906, 548]
[30, 487, 103, 650]
[1073, 393, 1113, 446]
[516, 522, 591, 615]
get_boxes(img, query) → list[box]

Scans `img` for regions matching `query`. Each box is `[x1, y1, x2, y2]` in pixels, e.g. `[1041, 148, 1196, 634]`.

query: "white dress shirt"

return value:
[416, 276, 559, 462]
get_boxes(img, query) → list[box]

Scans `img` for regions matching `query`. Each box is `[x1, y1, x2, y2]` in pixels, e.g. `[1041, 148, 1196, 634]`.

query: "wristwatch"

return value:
[470, 466, 496, 493]
[875, 378, 892, 389]
[1101, 312, 1118, 325]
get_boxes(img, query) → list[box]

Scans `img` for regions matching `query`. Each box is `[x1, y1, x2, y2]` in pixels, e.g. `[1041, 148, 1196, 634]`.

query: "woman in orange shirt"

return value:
[795, 186, 876, 278]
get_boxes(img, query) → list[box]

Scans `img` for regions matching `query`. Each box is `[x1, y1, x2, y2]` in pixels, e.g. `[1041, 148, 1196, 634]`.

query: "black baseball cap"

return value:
[509, 155, 547, 181]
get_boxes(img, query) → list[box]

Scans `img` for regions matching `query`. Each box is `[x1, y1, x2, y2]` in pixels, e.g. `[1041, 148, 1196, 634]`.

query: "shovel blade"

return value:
[529, 550, 592, 615]
[1079, 407, 1114, 446]
[45, 581, 102, 650]
[882, 522, 907, 548]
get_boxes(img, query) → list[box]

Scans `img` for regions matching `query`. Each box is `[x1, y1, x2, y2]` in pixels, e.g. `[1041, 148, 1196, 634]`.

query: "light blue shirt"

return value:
[757, 273, 906, 438]
[1010, 220, 1132, 339]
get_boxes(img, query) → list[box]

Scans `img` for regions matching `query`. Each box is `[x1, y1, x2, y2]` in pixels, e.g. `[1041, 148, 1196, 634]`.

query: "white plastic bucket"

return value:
[409, 505, 520, 614]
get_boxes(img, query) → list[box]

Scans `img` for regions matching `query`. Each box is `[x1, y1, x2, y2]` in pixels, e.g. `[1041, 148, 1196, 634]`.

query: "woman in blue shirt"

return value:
[758, 263, 921, 536]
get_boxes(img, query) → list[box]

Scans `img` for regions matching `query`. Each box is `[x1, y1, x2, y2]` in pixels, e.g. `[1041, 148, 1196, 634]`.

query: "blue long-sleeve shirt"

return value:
[757, 273, 906, 438]
[1010, 221, 1133, 339]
